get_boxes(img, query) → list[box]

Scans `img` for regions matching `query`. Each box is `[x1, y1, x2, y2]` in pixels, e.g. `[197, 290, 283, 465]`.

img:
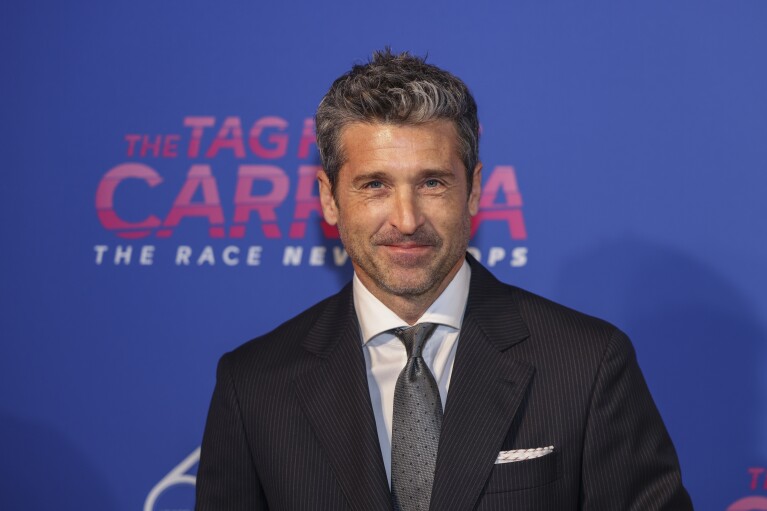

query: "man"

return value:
[196, 49, 693, 510]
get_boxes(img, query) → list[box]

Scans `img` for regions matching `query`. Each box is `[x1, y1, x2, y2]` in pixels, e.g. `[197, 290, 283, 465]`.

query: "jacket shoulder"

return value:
[512, 285, 617, 335]
[470, 256, 619, 342]
[505, 284, 637, 372]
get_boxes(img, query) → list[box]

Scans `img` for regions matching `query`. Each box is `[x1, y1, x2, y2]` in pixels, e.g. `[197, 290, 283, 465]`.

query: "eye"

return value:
[366, 180, 383, 189]
[424, 179, 441, 188]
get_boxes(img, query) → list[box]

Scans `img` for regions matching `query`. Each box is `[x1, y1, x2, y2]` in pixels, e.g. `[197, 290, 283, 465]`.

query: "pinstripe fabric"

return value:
[196, 286, 390, 510]
[196, 255, 692, 510]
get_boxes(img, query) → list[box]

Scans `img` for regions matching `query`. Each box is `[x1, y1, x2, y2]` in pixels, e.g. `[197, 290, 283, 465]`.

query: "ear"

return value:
[317, 169, 339, 226]
[468, 162, 482, 216]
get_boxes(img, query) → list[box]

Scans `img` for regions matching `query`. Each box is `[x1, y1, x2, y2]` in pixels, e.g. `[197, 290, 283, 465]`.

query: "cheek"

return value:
[338, 207, 386, 236]
[342, 201, 390, 229]
[428, 201, 467, 228]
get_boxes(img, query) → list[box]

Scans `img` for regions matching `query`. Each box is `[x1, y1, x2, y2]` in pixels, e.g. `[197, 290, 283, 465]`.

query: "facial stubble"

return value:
[337, 204, 472, 300]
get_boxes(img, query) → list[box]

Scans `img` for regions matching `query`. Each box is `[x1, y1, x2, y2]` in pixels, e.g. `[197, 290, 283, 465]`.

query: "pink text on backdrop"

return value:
[95, 164, 526, 240]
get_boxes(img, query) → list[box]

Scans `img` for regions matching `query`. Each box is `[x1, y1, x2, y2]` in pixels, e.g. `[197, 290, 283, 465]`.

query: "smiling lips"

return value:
[382, 246, 433, 269]
[378, 239, 438, 268]
[383, 243, 433, 255]
[372, 227, 442, 265]
[385, 242, 431, 249]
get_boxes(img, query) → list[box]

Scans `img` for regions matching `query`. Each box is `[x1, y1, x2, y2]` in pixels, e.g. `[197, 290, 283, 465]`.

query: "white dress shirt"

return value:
[352, 261, 471, 484]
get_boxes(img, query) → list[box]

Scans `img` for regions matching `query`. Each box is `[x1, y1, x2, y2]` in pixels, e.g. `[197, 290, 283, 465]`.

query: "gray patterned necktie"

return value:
[390, 323, 442, 511]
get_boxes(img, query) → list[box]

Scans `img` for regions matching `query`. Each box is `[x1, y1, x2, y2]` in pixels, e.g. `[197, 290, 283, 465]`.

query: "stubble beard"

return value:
[339, 216, 471, 300]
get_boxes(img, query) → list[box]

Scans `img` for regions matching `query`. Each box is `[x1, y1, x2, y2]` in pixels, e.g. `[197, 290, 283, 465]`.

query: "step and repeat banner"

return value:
[1, 2, 765, 510]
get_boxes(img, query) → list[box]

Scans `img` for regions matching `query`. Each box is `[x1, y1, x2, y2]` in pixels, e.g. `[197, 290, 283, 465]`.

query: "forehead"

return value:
[338, 120, 462, 171]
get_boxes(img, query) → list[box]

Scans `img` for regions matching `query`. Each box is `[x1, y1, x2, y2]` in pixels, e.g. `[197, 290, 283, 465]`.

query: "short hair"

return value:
[315, 48, 480, 196]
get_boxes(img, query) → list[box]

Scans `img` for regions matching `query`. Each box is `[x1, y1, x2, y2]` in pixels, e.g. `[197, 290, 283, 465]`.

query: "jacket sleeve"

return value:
[195, 354, 268, 511]
[580, 329, 693, 510]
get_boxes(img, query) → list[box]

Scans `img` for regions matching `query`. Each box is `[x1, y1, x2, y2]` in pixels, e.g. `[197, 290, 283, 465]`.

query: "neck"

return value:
[378, 293, 438, 325]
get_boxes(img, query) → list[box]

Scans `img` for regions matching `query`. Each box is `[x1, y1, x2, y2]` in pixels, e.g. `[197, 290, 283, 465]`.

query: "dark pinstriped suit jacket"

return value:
[196, 255, 692, 510]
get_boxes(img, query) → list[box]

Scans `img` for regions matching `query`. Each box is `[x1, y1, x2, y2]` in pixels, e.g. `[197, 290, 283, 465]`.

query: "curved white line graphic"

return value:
[144, 447, 201, 511]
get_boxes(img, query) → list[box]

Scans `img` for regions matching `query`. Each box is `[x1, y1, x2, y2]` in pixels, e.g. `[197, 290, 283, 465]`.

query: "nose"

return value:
[391, 188, 423, 235]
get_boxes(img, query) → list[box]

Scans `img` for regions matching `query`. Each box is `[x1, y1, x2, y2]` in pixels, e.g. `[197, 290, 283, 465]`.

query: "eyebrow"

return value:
[351, 168, 456, 186]
[351, 171, 389, 186]
[417, 168, 456, 180]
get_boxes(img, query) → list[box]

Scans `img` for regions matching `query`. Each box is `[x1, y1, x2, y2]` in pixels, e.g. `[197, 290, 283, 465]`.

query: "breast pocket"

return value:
[484, 449, 559, 493]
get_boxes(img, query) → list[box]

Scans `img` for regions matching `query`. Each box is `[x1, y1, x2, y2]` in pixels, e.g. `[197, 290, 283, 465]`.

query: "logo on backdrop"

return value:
[144, 448, 198, 511]
[726, 467, 767, 510]
[94, 116, 528, 268]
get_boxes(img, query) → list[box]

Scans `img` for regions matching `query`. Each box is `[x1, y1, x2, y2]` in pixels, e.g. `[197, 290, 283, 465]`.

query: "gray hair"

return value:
[315, 49, 480, 196]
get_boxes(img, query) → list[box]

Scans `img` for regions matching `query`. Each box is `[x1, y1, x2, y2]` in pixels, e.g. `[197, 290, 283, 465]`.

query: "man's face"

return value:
[318, 120, 482, 304]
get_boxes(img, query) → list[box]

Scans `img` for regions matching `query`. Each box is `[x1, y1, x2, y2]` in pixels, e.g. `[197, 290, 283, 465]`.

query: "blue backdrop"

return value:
[1, 1, 766, 510]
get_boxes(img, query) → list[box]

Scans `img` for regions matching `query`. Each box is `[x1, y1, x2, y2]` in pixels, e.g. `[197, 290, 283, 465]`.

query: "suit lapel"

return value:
[430, 259, 535, 511]
[293, 286, 392, 511]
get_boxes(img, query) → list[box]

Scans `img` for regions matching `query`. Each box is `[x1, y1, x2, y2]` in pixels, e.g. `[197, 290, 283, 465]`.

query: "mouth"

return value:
[383, 242, 432, 250]
[372, 229, 441, 263]
[380, 243, 435, 263]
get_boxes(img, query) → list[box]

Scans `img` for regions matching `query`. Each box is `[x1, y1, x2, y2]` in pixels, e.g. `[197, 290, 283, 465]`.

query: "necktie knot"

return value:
[393, 323, 438, 358]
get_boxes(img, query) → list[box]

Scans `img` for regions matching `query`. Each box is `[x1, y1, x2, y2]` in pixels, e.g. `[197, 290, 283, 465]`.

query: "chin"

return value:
[379, 275, 437, 298]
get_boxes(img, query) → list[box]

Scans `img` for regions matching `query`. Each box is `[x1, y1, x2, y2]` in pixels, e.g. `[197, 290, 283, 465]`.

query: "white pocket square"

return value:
[495, 445, 555, 464]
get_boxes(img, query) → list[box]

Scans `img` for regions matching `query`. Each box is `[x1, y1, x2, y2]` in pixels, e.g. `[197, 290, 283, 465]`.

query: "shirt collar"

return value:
[353, 260, 471, 344]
